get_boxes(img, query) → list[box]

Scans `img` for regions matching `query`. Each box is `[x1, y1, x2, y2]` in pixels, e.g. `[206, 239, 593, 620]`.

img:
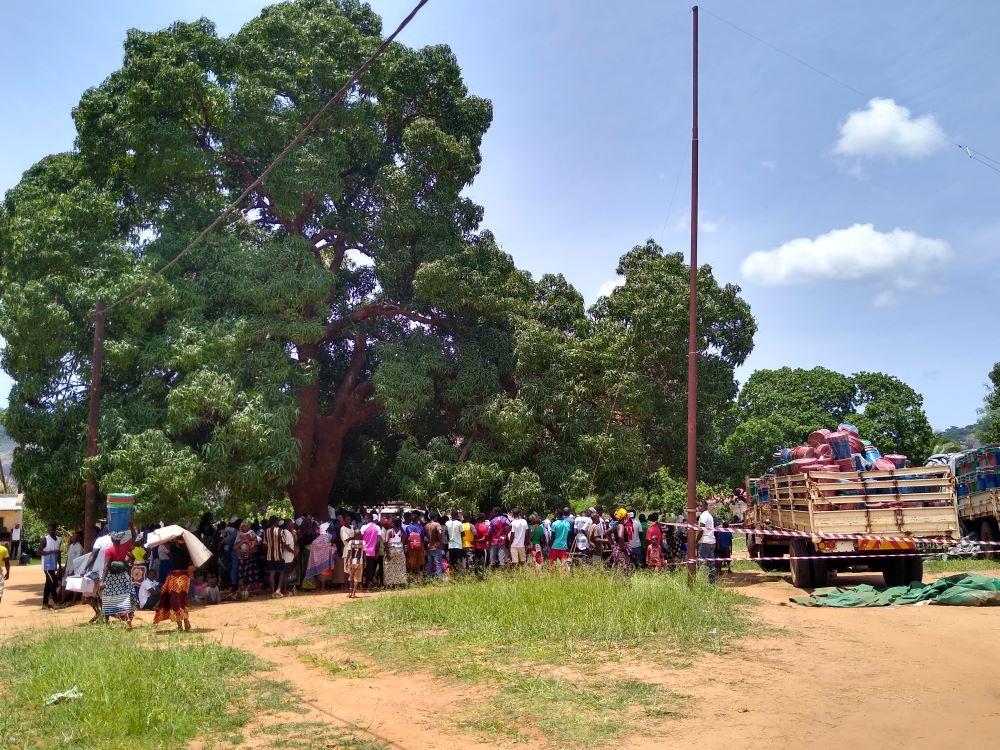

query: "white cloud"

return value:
[835, 97, 947, 159]
[741, 223, 952, 292]
[597, 277, 625, 298]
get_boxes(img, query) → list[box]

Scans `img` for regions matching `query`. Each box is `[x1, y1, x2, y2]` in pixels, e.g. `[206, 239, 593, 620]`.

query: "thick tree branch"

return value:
[320, 302, 440, 342]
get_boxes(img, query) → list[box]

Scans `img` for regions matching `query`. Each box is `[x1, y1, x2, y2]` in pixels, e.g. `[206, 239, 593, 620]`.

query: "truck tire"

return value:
[903, 556, 923, 584]
[980, 519, 1000, 560]
[881, 557, 906, 587]
[790, 539, 814, 588]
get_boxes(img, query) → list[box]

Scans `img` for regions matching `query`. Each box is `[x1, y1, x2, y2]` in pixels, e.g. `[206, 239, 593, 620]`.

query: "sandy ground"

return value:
[2, 564, 999, 749]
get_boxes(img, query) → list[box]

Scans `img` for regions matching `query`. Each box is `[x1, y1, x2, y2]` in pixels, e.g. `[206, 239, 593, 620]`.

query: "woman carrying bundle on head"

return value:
[154, 538, 196, 631]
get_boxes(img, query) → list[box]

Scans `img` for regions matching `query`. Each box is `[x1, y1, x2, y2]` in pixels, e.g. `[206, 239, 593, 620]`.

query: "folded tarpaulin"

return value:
[144, 525, 212, 568]
[791, 573, 1000, 607]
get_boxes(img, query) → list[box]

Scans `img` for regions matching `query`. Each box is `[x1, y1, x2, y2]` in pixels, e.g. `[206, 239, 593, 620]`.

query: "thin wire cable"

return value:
[702, 7, 1000, 175]
[101, 0, 431, 314]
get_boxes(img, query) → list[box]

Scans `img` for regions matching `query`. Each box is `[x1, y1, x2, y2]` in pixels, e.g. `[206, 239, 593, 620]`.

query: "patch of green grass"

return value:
[0, 627, 291, 750]
[924, 556, 1000, 574]
[303, 567, 747, 746]
[314, 657, 367, 678]
[265, 721, 387, 749]
[266, 636, 312, 648]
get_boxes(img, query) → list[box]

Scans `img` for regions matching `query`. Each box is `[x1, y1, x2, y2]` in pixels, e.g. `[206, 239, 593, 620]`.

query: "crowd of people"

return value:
[4, 498, 739, 625]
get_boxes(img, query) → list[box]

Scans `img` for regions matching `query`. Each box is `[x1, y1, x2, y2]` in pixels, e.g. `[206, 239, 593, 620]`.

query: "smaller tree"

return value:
[977, 362, 1000, 445]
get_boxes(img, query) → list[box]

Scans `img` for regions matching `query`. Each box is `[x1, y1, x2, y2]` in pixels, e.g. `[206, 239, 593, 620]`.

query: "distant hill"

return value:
[934, 422, 983, 450]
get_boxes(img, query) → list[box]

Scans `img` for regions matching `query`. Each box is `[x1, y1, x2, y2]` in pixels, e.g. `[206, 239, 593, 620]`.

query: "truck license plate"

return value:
[835, 541, 854, 553]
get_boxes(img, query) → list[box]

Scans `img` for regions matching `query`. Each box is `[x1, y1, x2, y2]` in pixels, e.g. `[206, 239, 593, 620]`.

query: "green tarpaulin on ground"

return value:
[791, 573, 1000, 607]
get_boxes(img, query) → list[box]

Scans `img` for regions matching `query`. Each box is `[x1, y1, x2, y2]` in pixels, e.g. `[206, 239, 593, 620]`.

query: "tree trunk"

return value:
[286, 335, 381, 519]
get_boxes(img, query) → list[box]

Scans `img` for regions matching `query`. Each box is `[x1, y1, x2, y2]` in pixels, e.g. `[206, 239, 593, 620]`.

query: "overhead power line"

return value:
[702, 7, 1000, 175]
[102, 0, 431, 314]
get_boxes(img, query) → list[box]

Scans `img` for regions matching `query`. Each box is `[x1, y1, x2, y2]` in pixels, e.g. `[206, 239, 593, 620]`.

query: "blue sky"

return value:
[2, 0, 999, 430]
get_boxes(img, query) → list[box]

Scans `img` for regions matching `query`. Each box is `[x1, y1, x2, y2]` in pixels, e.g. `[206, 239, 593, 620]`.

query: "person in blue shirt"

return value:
[715, 521, 734, 575]
[549, 510, 572, 572]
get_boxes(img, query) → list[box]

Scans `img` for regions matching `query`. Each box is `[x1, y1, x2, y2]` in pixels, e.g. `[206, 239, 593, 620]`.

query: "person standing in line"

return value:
[280, 520, 297, 594]
[508, 509, 529, 567]
[487, 507, 510, 568]
[473, 513, 489, 575]
[39, 523, 61, 609]
[361, 516, 382, 590]
[11, 522, 20, 561]
[383, 516, 407, 587]
[586, 509, 604, 563]
[460, 510, 475, 569]
[424, 512, 445, 578]
[645, 513, 664, 571]
[403, 512, 426, 578]
[527, 513, 544, 570]
[697, 500, 717, 584]
[233, 521, 260, 600]
[263, 517, 285, 598]
[628, 511, 643, 569]
[445, 510, 464, 573]
[548, 510, 571, 572]
[610, 509, 631, 570]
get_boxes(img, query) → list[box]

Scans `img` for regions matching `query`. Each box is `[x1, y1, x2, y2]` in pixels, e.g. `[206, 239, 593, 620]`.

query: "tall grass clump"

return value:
[325, 567, 750, 658]
[311, 567, 745, 746]
[0, 627, 287, 750]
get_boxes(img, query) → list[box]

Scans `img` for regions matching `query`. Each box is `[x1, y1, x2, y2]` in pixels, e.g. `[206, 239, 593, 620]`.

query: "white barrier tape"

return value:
[687, 549, 994, 564]
[659, 521, 999, 547]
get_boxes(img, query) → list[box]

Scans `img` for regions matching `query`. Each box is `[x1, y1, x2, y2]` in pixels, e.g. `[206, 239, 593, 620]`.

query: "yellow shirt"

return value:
[0, 545, 9, 565]
[461, 522, 474, 549]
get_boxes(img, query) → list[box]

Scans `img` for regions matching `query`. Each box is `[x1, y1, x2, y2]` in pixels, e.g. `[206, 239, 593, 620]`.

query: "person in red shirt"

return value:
[473, 513, 489, 575]
[100, 527, 137, 628]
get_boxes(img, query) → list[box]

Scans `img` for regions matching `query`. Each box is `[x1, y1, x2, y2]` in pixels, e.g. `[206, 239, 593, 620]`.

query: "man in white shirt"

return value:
[445, 511, 464, 570]
[508, 509, 529, 566]
[11, 523, 21, 559]
[696, 500, 717, 584]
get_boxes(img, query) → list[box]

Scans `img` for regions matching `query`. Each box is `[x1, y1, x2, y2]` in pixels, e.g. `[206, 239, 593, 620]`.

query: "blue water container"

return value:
[107, 503, 133, 533]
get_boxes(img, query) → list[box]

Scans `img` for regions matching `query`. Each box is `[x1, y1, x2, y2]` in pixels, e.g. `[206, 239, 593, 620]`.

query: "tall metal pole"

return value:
[83, 298, 105, 550]
[685, 5, 700, 583]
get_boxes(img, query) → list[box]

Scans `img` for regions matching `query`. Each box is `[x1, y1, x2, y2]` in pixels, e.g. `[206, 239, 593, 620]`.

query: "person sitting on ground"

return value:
[202, 573, 221, 605]
[138, 567, 160, 611]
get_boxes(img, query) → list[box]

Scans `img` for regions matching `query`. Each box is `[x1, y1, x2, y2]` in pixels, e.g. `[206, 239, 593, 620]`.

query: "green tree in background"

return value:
[724, 366, 934, 478]
[1, 0, 498, 520]
[976, 362, 1000, 446]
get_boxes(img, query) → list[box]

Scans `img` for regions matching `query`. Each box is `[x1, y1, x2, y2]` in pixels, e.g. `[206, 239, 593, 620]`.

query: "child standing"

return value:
[344, 530, 365, 599]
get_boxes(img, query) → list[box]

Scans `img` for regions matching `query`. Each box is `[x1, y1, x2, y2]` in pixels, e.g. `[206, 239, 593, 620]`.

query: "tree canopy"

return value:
[0, 0, 943, 525]
[976, 362, 1000, 446]
[723, 366, 935, 477]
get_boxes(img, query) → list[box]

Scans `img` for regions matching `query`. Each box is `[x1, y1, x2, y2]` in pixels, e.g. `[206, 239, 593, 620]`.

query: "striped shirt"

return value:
[264, 526, 283, 562]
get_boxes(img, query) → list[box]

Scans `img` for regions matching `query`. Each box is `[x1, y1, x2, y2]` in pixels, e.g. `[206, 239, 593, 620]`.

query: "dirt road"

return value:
[2, 564, 998, 749]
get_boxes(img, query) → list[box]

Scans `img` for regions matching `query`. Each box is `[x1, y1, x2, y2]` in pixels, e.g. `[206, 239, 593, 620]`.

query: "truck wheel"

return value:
[790, 539, 814, 588]
[980, 520, 1000, 560]
[903, 556, 923, 584]
[881, 557, 906, 587]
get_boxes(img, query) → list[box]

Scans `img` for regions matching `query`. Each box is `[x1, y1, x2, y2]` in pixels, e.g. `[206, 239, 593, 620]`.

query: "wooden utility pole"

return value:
[686, 5, 700, 582]
[83, 298, 105, 549]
